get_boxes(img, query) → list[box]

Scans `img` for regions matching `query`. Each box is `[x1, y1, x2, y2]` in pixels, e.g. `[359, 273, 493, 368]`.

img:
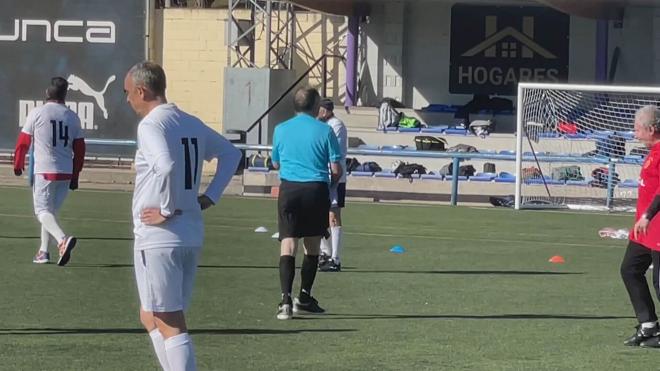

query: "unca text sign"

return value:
[449, 5, 569, 95]
[0, 0, 146, 150]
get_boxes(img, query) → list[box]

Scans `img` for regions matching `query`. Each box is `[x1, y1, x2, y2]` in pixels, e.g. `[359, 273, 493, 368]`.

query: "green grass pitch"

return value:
[0, 185, 657, 370]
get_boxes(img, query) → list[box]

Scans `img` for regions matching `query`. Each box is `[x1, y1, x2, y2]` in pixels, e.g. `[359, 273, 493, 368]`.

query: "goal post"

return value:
[515, 82, 660, 211]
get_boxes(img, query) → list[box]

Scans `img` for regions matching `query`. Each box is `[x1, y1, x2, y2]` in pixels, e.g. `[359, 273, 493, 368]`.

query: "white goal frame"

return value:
[514, 82, 660, 210]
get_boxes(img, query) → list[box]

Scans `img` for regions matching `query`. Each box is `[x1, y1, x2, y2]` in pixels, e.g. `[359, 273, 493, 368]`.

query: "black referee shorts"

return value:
[278, 180, 330, 240]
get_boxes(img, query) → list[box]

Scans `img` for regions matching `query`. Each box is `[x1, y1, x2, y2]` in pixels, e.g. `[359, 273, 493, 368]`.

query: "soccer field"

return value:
[0, 185, 656, 370]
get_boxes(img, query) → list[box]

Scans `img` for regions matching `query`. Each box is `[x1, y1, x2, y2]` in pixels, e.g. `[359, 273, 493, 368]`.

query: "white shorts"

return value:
[33, 176, 70, 215]
[134, 246, 201, 313]
[329, 183, 346, 209]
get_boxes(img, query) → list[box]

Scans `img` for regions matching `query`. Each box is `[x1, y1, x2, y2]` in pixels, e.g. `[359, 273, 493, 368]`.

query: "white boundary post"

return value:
[514, 84, 524, 210]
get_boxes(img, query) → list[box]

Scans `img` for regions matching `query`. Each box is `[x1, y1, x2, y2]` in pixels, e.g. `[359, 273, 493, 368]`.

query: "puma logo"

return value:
[67, 74, 115, 119]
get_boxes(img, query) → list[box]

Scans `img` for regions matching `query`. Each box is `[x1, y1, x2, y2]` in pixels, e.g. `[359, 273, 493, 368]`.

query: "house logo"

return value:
[461, 16, 556, 60]
[449, 5, 569, 95]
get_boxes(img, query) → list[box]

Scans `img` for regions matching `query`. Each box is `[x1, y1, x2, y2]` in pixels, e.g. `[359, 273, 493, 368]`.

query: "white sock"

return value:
[149, 329, 170, 371]
[320, 229, 332, 256]
[642, 321, 658, 329]
[164, 333, 196, 371]
[39, 226, 50, 253]
[37, 212, 66, 243]
[331, 226, 343, 263]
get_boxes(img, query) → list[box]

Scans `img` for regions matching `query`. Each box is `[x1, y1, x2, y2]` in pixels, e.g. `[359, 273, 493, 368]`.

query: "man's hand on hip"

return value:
[140, 208, 169, 225]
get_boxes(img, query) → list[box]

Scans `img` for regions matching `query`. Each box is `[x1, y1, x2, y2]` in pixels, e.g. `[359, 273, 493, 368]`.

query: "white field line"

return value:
[0, 213, 623, 249]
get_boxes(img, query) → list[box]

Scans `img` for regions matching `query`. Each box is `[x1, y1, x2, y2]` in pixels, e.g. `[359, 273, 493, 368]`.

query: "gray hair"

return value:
[635, 105, 660, 131]
[128, 61, 167, 96]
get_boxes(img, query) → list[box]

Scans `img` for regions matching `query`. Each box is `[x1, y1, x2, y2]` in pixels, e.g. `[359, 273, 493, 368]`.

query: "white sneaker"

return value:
[276, 303, 292, 320]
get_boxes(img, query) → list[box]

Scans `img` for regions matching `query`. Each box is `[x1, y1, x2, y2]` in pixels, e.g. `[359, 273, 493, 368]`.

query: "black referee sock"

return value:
[300, 254, 319, 300]
[279, 255, 295, 305]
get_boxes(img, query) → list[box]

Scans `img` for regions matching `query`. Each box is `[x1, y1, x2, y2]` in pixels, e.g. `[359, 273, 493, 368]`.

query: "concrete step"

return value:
[336, 106, 517, 133]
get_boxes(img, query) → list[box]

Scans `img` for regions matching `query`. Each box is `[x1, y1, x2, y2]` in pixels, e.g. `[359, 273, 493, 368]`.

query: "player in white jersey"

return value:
[124, 62, 241, 371]
[14, 77, 85, 266]
[317, 98, 347, 272]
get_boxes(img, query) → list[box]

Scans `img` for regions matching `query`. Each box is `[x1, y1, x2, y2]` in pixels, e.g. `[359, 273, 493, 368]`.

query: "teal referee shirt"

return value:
[272, 113, 341, 183]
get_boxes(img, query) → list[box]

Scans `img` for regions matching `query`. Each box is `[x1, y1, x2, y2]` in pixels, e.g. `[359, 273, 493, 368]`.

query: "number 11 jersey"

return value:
[132, 103, 239, 250]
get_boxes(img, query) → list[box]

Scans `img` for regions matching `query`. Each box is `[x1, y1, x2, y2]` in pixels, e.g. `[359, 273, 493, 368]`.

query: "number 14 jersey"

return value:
[22, 102, 83, 175]
[132, 103, 240, 250]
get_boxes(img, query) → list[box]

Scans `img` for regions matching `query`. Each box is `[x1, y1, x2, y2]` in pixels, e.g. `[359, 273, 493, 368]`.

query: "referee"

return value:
[271, 87, 342, 320]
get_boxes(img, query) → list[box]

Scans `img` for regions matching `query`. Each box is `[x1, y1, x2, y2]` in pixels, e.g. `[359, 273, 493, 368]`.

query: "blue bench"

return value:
[525, 176, 564, 185]
[470, 172, 496, 182]
[445, 128, 468, 135]
[421, 173, 444, 180]
[398, 127, 421, 133]
[374, 171, 397, 178]
[350, 171, 374, 177]
[248, 167, 270, 173]
[444, 175, 468, 181]
[565, 133, 589, 140]
[421, 126, 447, 133]
[619, 179, 639, 188]
[494, 176, 516, 183]
[566, 179, 590, 186]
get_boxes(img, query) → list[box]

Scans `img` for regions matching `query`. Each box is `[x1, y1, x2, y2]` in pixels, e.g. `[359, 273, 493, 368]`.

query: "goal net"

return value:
[515, 83, 660, 211]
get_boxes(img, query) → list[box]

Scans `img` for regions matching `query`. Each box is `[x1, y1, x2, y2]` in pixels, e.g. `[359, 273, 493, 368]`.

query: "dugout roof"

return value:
[293, 0, 658, 19]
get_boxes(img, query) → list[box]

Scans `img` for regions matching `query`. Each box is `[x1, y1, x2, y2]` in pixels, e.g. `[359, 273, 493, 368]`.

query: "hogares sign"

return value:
[450, 4, 569, 95]
[0, 0, 146, 150]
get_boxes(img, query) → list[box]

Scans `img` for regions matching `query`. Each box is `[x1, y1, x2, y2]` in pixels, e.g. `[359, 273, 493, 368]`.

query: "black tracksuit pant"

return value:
[621, 240, 660, 323]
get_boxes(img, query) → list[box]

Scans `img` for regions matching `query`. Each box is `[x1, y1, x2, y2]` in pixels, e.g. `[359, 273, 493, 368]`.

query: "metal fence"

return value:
[45, 140, 619, 208]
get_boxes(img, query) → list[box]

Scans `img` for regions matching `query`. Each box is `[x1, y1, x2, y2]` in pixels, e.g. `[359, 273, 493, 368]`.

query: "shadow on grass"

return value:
[197, 265, 582, 275]
[67, 263, 133, 268]
[308, 313, 632, 321]
[344, 270, 583, 275]
[0, 236, 133, 241]
[53, 264, 584, 277]
[77, 237, 134, 241]
[0, 328, 357, 336]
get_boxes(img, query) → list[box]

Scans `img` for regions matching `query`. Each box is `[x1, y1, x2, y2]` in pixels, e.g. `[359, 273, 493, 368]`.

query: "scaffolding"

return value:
[227, 0, 296, 69]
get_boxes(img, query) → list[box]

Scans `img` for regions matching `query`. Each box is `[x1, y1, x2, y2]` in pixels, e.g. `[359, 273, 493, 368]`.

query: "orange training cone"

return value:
[548, 255, 565, 264]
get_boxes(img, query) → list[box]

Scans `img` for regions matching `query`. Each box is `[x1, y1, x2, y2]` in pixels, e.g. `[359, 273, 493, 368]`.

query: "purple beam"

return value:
[595, 20, 608, 82]
[345, 15, 359, 107]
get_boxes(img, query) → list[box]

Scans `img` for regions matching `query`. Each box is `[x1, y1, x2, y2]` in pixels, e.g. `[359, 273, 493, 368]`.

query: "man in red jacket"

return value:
[14, 77, 85, 266]
[621, 105, 660, 347]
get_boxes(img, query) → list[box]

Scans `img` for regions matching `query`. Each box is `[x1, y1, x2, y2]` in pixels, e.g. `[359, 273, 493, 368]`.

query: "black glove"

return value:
[14, 168, 22, 176]
[197, 195, 215, 210]
[69, 177, 79, 191]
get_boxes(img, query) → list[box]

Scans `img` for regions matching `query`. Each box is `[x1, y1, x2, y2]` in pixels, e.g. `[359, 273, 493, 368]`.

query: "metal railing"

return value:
[22, 139, 625, 208]
[234, 144, 621, 207]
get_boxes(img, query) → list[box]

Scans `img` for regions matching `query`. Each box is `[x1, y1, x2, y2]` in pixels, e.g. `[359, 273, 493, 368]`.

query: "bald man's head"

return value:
[293, 87, 321, 116]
